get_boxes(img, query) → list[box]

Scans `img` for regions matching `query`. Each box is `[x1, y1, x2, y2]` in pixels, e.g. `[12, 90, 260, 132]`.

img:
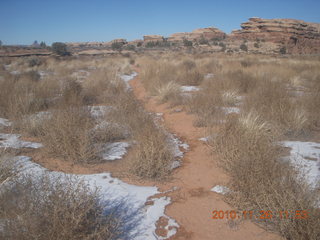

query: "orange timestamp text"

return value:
[212, 210, 309, 220]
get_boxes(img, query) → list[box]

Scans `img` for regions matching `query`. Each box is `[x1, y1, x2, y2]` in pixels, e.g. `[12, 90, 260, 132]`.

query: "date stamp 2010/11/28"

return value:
[212, 210, 309, 220]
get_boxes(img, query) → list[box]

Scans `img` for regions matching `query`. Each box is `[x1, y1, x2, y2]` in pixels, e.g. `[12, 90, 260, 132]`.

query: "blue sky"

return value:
[1, 0, 320, 45]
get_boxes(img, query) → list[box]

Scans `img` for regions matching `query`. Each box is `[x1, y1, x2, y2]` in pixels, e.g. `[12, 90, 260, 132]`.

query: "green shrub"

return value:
[51, 42, 70, 56]
[240, 43, 248, 52]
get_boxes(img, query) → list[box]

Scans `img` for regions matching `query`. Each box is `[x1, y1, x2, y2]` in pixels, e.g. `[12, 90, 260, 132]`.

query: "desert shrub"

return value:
[0, 174, 127, 240]
[280, 46, 287, 54]
[40, 107, 97, 163]
[0, 74, 54, 120]
[125, 44, 136, 51]
[240, 43, 248, 52]
[243, 78, 308, 135]
[51, 42, 70, 56]
[183, 39, 193, 47]
[0, 152, 17, 185]
[302, 74, 320, 130]
[111, 42, 123, 51]
[130, 125, 174, 180]
[156, 81, 181, 103]
[212, 114, 320, 240]
[27, 57, 42, 67]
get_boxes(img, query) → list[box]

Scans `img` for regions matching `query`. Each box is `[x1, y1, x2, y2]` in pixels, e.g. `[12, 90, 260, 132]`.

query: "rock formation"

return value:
[143, 35, 164, 42]
[168, 27, 226, 43]
[229, 17, 320, 54]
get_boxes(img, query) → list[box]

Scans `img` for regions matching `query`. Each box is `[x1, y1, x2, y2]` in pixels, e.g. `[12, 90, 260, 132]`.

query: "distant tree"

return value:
[254, 42, 260, 48]
[137, 42, 142, 47]
[40, 41, 47, 48]
[183, 39, 193, 47]
[0, 40, 2, 47]
[111, 42, 123, 51]
[240, 43, 248, 52]
[125, 44, 136, 51]
[51, 42, 70, 56]
[279, 46, 287, 54]
[199, 35, 209, 45]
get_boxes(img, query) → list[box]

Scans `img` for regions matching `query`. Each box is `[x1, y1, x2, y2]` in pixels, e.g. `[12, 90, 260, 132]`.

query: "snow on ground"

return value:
[211, 185, 230, 195]
[281, 141, 320, 187]
[71, 69, 91, 81]
[167, 133, 189, 170]
[221, 107, 240, 114]
[204, 73, 214, 79]
[12, 156, 178, 239]
[0, 133, 42, 149]
[100, 142, 130, 161]
[180, 86, 200, 92]
[120, 72, 138, 89]
[0, 118, 11, 127]
[88, 105, 114, 119]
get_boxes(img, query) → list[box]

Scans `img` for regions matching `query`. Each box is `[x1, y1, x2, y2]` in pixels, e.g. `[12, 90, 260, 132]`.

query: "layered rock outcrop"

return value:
[143, 35, 164, 42]
[168, 27, 226, 42]
[229, 17, 320, 54]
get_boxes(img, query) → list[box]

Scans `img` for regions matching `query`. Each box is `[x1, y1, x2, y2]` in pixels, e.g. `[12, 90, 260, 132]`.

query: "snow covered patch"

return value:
[100, 142, 130, 161]
[0, 133, 43, 149]
[211, 185, 230, 195]
[281, 141, 320, 187]
[221, 107, 240, 114]
[180, 86, 200, 92]
[205, 73, 214, 79]
[71, 69, 90, 81]
[10, 70, 20, 75]
[120, 72, 138, 89]
[12, 156, 178, 239]
[167, 133, 189, 158]
[0, 118, 11, 127]
[199, 137, 210, 142]
[89, 105, 114, 119]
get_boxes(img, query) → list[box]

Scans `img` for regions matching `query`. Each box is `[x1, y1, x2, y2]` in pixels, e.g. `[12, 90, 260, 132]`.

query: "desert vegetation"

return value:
[137, 53, 320, 240]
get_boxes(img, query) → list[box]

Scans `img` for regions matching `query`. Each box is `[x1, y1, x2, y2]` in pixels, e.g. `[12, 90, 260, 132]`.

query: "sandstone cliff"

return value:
[229, 17, 320, 54]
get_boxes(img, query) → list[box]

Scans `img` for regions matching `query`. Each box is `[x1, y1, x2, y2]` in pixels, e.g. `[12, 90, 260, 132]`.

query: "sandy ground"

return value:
[129, 70, 282, 240]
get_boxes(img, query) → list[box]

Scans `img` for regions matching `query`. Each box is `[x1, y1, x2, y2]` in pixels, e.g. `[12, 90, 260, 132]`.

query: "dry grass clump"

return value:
[130, 124, 174, 180]
[40, 107, 98, 163]
[0, 152, 17, 185]
[302, 74, 320, 130]
[0, 72, 58, 120]
[243, 78, 308, 136]
[0, 174, 126, 240]
[156, 81, 181, 104]
[212, 114, 320, 240]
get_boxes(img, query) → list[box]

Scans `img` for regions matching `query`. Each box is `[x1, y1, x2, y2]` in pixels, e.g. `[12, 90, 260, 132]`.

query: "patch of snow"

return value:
[180, 86, 200, 92]
[13, 156, 178, 239]
[0, 118, 11, 127]
[100, 142, 130, 161]
[10, 70, 20, 75]
[170, 160, 181, 170]
[88, 105, 114, 119]
[221, 107, 240, 114]
[167, 133, 189, 158]
[281, 141, 320, 187]
[211, 185, 230, 195]
[205, 73, 214, 79]
[0, 133, 43, 149]
[120, 72, 138, 89]
[199, 137, 209, 142]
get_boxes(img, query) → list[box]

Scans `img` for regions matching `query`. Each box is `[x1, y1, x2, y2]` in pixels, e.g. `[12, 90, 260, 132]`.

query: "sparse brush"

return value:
[0, 152, 17, 185]
[221, 90, 240, 106]
[156, 81, 181, 103]
[130, 126, 174, 180]
[0, 173, 127, 240]
[212, 115, 320, 240]
[40, 107, 98, 163]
